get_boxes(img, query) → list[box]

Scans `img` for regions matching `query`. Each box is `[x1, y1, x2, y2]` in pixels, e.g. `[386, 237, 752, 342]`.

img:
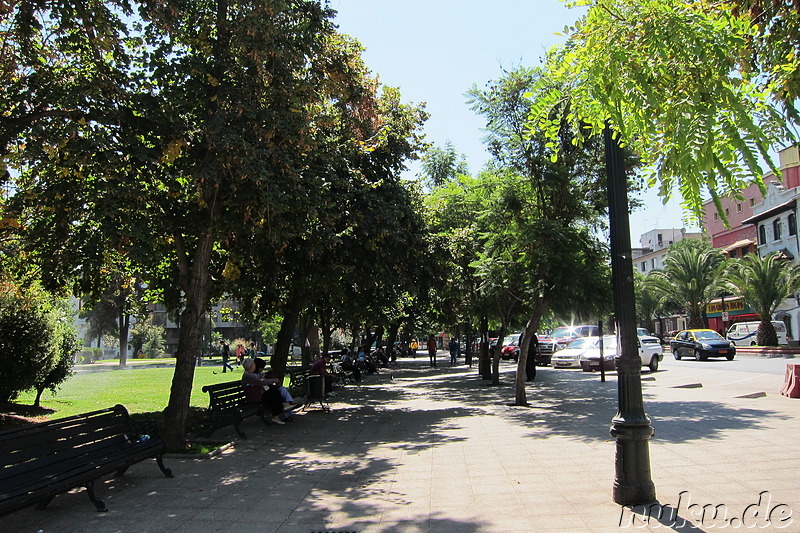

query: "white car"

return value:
[579, 335, 663, 372]
[551, 336, 600, 368]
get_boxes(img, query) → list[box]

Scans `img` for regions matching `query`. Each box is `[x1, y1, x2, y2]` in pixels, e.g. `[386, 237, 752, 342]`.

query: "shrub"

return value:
[0, 280, 67, 403]
[32, 321, 80, 406]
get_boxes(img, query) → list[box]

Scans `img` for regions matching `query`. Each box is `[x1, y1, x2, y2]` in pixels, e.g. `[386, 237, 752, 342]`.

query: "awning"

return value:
[741, 198, 796, 225]
[722, 239, 755, 252]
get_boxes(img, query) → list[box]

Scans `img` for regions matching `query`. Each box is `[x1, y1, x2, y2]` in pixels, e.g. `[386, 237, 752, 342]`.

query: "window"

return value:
[725, 207, 730, 216]
[713, 212, 719, 221]
[749, 198, 755, 207]
[759, 225, 766, 245]
[736, 203, 742, 213]
[641, 261, 646, 272]
[773, 219, 782, 241]
[790, 213, 797, 237]
[651, 258, 656, 269]
[729, 249, 737, 258]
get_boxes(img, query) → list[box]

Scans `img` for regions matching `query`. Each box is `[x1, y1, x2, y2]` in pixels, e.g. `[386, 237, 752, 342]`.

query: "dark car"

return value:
[669, 329, 736, 361]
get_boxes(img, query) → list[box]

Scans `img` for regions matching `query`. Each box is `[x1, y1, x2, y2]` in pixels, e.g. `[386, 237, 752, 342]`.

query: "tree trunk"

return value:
[757, 320, 779, 346]
[386, 320, 401, 360]
[162, 297, 206, 451]
[491, 328, 506, 386]
[687, 315, 705, 329]
[34, 386, 44, 407]
[272, 295, 303, 378]
[162, 228, 215, 451]
[319, 305, 333, 355]
[515, 302, 547, 405]
[118, 312, 130, 368]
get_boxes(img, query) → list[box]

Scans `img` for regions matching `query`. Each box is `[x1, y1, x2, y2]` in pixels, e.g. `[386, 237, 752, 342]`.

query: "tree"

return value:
[32, 317, 80, 407]
[0, 278, 75, 404]
[466, 66, 622, 404]
[648, 240, 728, 329]
[420, 141, 468, 188]
[130, 319, 167, 358]
[726, 251, 800, 346]
[80, 299, 119, 348]
[528, 0, 795, 220]
[2, 1, 415, 449]
[634, 271, 669, 334]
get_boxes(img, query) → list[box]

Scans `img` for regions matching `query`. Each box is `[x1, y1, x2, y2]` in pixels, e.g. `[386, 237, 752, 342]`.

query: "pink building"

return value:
[701, 183, 764, 259]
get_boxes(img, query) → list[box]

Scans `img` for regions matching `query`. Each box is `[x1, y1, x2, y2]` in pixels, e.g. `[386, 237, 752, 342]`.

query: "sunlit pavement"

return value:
[3, 354, 799, 532]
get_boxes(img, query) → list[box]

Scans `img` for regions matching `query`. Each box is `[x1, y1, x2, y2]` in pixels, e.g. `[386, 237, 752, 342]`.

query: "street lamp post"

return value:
[604, 126, 657, 505]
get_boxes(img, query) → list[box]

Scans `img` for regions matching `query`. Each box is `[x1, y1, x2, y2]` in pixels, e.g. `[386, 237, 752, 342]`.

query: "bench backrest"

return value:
[201, 381, 248, 411]
[0, 404, 133, 485]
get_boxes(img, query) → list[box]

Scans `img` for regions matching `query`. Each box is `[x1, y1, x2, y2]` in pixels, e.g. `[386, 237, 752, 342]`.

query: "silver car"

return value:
[551, 336, 600, 369]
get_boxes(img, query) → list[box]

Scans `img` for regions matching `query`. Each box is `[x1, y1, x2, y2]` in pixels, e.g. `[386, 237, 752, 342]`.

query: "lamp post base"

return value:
[611, 421, 657, 505]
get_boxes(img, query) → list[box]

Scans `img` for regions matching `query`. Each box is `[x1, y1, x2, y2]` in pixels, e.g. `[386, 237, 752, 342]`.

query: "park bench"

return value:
[201, 380, 266, 438]
[287, 366, 310, 398]
[286, 366, 331, 411]
[0, 404, 173, 516]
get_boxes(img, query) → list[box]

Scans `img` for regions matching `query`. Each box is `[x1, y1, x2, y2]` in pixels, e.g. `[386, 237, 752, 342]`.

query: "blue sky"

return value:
[329, 0, 698, 242]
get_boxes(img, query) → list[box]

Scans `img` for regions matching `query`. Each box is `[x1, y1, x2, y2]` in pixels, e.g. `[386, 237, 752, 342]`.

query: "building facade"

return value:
[632, 228, 703, 276]
[702, 145, 800, 340]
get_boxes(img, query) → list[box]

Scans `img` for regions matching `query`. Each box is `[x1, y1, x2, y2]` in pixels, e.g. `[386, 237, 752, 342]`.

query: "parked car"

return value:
[579, 335, 663, 372]
[726, 321, 788, 346]
[670, 329, 736, 361]
[500, 334, 521, 361]
[551, 336, 599, 368]
[537, 325, 600, 365]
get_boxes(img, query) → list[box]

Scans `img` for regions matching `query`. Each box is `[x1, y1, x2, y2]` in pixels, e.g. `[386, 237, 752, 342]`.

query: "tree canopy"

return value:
[529, 0, 797, 222]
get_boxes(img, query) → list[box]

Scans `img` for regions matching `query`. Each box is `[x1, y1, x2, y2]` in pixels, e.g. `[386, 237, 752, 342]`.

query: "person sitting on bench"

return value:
[254, 357, 302, 421]
[241, 357, 290, 425]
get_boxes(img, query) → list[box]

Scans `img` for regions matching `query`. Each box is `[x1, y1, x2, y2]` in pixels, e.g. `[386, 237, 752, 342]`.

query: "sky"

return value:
[328, 0, 700, 243]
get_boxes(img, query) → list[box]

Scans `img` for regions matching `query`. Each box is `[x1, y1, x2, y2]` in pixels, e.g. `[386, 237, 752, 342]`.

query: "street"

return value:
[665, 351, 795, 375]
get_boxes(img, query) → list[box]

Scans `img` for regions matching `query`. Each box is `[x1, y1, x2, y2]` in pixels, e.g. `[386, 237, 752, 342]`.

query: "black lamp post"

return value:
[604, 126, 657, 505]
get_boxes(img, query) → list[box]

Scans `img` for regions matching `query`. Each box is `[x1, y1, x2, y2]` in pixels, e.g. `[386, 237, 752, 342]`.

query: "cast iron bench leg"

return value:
[156, 455, 174, 477]
[85, 480, 107, 512]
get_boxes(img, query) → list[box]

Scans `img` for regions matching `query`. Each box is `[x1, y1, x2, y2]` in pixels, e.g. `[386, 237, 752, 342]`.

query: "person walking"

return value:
[427, 336, 437, 368]
[449, 338, 459, 365]
[220, 340, 234, 373]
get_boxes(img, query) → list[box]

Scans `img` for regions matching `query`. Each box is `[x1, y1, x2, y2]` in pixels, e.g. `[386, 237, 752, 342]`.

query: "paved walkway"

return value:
[4, 354, 799, 532]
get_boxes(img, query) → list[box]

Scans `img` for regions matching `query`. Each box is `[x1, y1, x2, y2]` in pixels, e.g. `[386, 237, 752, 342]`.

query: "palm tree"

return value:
[726, 252, 800, 346]
[634, 271, 665, 334]
[649, 240, 728, 329]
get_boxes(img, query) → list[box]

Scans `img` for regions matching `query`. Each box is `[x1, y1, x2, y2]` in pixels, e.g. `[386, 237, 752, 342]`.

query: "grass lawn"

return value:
[21, 364, 227, 417]
[1, 361, 248, 431]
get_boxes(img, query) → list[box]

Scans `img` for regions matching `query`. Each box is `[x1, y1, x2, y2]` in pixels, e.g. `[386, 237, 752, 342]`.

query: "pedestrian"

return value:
[410, 340, 418, 358]
[220, 339, 234, 373]
[449, 338, 459, 365]
[427, 336, 437, 367]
